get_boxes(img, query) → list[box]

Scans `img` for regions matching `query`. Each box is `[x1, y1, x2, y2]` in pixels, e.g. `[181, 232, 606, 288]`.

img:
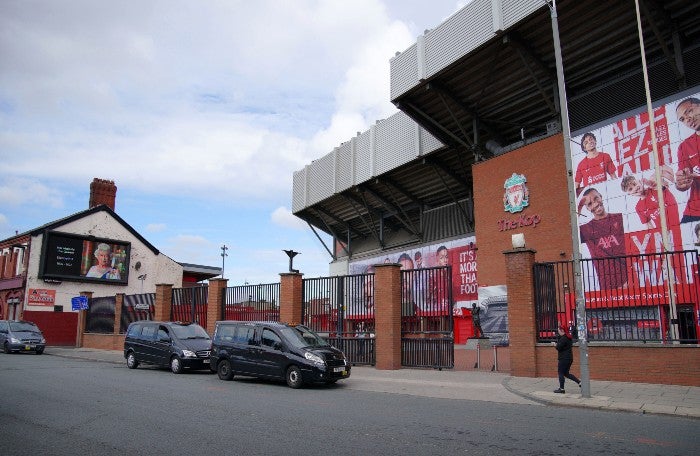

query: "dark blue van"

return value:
[124, 321, 211, 374]
[210, 321, 350, 388]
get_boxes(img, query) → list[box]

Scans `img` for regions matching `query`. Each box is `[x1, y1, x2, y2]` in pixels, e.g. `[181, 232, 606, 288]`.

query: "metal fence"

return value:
[302, 274, 375, 366]
[401, 267, 454, 369]
[171, 286, 208, 326]
[224, 283, 280, 322]
[534, 250, 700, 343]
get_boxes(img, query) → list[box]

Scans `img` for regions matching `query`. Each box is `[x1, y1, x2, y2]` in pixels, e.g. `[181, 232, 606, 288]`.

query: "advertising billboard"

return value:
[571, 91, 700, 293]
[39, 231, 131, 285]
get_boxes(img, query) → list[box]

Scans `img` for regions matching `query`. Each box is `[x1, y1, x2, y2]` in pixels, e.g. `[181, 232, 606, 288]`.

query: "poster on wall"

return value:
[571, 90, 700, 296]
[348, 236, 478, 312]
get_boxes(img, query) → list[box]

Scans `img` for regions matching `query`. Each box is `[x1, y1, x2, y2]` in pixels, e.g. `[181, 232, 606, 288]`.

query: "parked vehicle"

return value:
[210, 321, 350, 388]
[123, 321, 211, 374]
[0, 320, 46, 354]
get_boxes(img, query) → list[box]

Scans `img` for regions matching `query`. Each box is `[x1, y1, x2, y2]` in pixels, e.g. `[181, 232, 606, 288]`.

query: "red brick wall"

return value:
[474, 134, 572, 286]
[534, 345, 700, 387]
[82, 333, 124, 350]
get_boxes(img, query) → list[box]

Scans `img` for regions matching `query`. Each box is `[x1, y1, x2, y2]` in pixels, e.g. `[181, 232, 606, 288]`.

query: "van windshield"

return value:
[279, 325, 330, 349]
[171, 324, 210, 340]
[10, 321, 40, 332]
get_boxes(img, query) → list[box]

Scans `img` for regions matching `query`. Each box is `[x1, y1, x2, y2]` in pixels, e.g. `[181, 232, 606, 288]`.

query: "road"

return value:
[0, 354, 696, 455]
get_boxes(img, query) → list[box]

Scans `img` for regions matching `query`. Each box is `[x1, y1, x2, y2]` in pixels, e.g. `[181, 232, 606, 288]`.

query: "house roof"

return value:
[2, 204, 160, 255]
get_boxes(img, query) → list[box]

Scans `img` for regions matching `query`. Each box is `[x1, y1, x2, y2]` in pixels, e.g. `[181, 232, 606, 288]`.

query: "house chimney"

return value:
[89, 178, 117, 211]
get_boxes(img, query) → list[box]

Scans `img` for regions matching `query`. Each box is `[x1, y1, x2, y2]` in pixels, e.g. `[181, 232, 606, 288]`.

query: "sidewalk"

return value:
[46, 347, 700, 419]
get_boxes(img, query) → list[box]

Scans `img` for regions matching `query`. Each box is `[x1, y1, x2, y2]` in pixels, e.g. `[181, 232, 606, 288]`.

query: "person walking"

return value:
[553, 325, 581, 393]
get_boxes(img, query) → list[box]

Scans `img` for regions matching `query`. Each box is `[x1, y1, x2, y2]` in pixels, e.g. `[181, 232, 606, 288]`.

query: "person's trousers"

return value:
[558, 359, 580, 388]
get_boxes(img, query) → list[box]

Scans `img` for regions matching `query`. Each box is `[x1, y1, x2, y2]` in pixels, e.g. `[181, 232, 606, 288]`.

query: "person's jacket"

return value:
[555, 334, 574, 362]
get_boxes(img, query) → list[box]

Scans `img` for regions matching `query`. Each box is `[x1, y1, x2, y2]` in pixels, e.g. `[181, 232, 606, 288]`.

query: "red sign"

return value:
[28, 288, 56, 306]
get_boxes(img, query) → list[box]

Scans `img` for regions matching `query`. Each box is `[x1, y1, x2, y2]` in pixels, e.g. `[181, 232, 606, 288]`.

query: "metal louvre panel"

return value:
[307, 154, 334, 207]
[424, 0, 492, 80]
[354, 129, 373, 184]
[389, 43, 418, 100]
[374, 113, 417, 176]
[292, 168, 307, 213]
[335, 142, 353, 193]
[501, 0, 542, 29]
[420, 127, 445, 155]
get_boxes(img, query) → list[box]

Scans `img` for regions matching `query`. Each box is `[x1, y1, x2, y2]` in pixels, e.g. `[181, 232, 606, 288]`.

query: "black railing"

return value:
[302, 274, 375, 365]
[534, 250, 700, 344]
[401, 267, 454, 369]
[224, 283, 280, 322]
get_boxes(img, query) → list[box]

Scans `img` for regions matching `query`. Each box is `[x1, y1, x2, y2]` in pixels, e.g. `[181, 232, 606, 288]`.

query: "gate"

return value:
[171, 286, 208, 326]
[302, 274, 375, 365]
[401, 266, 454, 369]
[224, 283, 280, 321]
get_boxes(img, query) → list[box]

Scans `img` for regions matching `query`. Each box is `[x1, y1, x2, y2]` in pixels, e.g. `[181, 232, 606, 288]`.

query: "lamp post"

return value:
[633, 0, 678, 341]
[221, 245, 229, 279]
[545, 0, 590, 398]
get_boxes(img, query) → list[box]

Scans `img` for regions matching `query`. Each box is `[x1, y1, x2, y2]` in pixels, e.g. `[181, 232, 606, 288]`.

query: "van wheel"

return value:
[286, 365, 303, 389]
[217, 360, 234, 380]
[4, 342, 11, 354]
[170, 356, 183, 374]
[36, 348, 44, 355]
[126, 352, 139, 369]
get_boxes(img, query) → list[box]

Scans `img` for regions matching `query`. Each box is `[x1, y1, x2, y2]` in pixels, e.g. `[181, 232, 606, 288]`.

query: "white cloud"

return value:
[0, 177, 64, 208]
[145, 223, 167, 233]
[0, 0, 464, 277]
[271, 207, 307, 230]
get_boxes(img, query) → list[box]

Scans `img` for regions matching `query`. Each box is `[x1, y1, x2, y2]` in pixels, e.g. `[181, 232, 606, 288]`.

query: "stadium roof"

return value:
[293, 0, 700, 259]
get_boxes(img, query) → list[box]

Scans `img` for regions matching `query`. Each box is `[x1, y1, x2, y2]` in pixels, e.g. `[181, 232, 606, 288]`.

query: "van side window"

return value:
[0, 321, 8, 332]
[141, 325, 156, 341]
[157, 327, 169, 341]
[216, 325, 236, 343]
[127, 324, 140, 337]
[261, 328, 282, 350]
[234, 326, 255, 345]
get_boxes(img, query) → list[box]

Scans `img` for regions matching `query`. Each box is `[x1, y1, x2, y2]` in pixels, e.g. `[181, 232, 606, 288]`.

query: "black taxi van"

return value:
[124, 321, 211, 374]
[210, 321, 350, 388]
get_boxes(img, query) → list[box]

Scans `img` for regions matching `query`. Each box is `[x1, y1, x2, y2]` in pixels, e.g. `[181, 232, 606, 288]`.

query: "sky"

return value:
[0, 0, 468, 285]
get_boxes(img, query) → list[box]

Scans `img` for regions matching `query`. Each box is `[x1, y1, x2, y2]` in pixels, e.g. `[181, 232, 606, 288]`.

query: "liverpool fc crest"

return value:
[503, 173, 529, 213]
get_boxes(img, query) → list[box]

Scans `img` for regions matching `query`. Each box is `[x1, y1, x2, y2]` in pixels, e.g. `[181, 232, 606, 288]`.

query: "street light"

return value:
[221, 245, 229, 279]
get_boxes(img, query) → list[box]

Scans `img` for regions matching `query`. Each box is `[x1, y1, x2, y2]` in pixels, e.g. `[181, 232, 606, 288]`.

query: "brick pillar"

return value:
[374, 263, 402, 370]
[114, 293, 124, 334]
[504, 248, 538, 377]
[0, 255, 6, 279]
[207, 278, 228, 335]
[77, 291, 93, 347]
[155, 284, 173, 321]
[280, 273, 303, 324]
